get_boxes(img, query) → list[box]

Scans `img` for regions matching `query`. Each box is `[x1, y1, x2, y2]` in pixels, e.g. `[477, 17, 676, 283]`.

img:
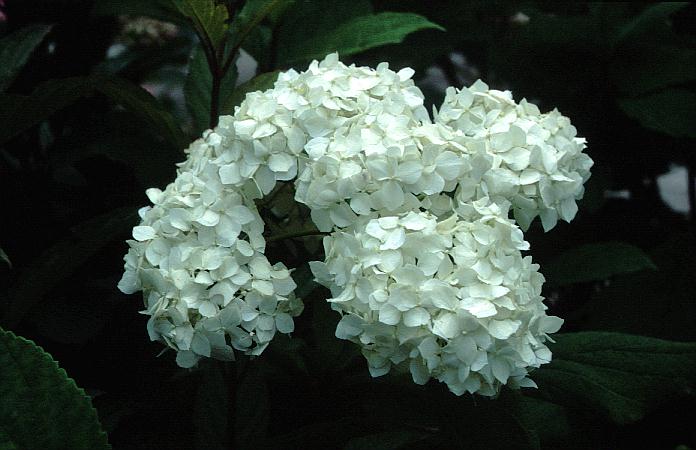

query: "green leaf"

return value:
[171, 0, 230, 50]
[0, 24, 53, 92]
[543, 242, 656, 286]
[619, 89, 696, 138]
[0, 76, 187, 149]
[185, 45, 238, 133]
[0, 77, 91, 146]
[94, 75, 187, 149]
[239, 25, 273, 71]
[93, 75, 188, 149]
[0, 429, 19, 450]
[533, 332, 696, 424]
[220, 70, 279, 114]
[0, 327, 110, 449]
[276, 11, 444, 66]
[2, 207, 138, 328]
[609, 2, 696, 96]
[0, 247, 10, 269]
[507, 395, 572, 444]
[229, 0, 292, 49]
[579, 234, 696, 342]
[614, 2, 689, 44]
[610, 45, 696, 96]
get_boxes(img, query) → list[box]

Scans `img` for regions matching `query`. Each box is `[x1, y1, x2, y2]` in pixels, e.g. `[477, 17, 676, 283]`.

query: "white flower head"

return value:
[311, 204, 562, 396]
[437, 80, 593, 231]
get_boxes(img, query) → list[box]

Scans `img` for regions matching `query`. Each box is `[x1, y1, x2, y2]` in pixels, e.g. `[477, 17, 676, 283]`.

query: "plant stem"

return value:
[221, 0, 284, 74]
[210, 66, 221, 129]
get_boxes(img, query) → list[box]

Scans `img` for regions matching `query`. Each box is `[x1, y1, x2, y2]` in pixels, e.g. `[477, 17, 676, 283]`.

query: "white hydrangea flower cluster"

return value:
[436, 81, 593, 230]
[311, 199, 563, 395]
[119, 53, 591, 394]
[117, 97, 307, 368]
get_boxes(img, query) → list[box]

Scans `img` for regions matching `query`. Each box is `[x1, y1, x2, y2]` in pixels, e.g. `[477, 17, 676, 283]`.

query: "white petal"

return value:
[335, 314, 363, 339]
[275, 313, 294, 333]
[488, 319, 521, 339]
[403, 307, 430, 327]
[191, 333, 211, 357]
[378, 304, 400, 325]
[132, 226, 156, 241]
[175, 350, 199, 368]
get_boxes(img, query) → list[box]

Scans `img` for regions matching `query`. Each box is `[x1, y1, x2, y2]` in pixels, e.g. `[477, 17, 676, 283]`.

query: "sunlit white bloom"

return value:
[310, 201, 562, 396]
[437, 80, 593, 230]
[118, 106, 304, 368]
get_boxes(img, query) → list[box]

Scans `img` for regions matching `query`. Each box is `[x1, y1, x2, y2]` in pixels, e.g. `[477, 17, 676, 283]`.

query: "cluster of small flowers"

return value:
[437, 81, 593, 230]
[117, 94, 308, 367]
[312, 200, 562, 395]
[119, 53, 591, 395]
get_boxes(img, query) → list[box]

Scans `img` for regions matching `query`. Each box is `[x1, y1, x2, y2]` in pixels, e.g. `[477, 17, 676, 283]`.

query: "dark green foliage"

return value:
[619, 90, 696, 138]
[542, 242, 656, 286]
[185, 44, 238, 132]
[171, 0, 230, 50]
[233, 363, 270, 450]
[534, 332, 696, 424]
[194, 363, 229, 450]
[0, 24, 53, 92]
[0, 76, 186, 149]
[1, 1, 696, 449]
[276, 11, 444, 67]
[0, 327, 110, 449]
[2, 207, 138, 328]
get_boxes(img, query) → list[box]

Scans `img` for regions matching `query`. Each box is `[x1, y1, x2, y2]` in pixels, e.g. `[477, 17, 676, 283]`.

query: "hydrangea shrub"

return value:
[119, 53, 592, 395]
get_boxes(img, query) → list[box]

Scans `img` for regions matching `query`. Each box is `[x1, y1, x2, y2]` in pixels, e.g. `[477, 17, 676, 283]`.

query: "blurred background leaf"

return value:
[1, 1, 696, 448]
[619, 89, 696, 139]
[1, 206, 138, 328]
[0, 23, 53, 92]
[542, 242, 656, 286]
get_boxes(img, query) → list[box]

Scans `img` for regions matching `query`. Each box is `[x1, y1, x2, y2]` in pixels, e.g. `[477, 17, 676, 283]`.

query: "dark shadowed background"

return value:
[1, 1, 695, 449]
